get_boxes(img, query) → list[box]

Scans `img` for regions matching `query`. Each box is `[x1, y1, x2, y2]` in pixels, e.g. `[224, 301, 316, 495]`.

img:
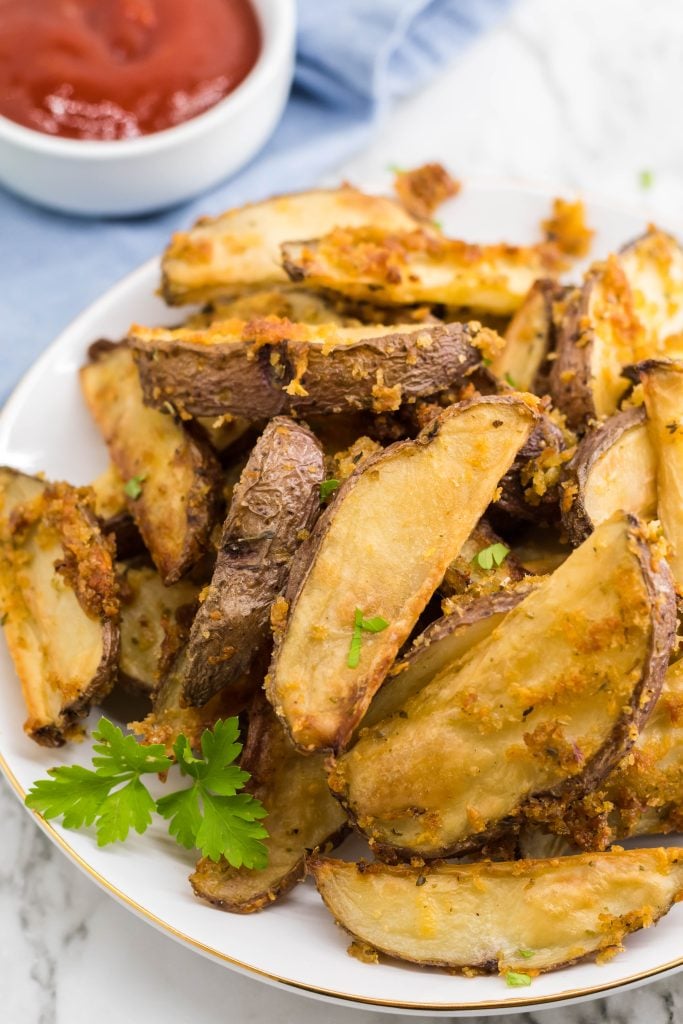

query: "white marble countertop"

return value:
[4, 0, 683, 1020]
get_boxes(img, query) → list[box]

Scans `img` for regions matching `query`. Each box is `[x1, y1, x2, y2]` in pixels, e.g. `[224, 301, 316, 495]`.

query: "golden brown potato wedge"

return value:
[561, 407, 657, 545]
[80, 343, 222, 584]
[492, 279, 568, 393]
[550, 257, 643, 429]
[129, 319, 499, 420]
[363, 584, 537, 733]
[182, 418, 324, 707]
[310, 848, 683, 974]
[190, 697, 347, 913]
[186, 288, 358, 329]
[493, 412, 569, 525]
[266, 395, 538, 753]
[161, 187, 418, 305]
[620, 228, 683, 352]
[282, 228, 565, 315]
[527, 658, 683, 850]
[329, 514, 675, 859]
[118, 564, 200, 698]
[632, 359, 683, 593]
[0, 469, 119, 746]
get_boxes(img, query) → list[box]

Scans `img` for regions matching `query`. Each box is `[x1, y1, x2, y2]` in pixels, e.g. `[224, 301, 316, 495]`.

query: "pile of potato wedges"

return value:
[4, 166, 683, 982]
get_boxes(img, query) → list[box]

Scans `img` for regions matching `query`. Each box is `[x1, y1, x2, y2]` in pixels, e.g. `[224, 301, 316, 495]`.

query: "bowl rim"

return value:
[0, 0, 296, 160]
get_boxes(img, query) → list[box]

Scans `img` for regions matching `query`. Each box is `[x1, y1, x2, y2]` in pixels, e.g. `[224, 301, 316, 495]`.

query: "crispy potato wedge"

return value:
[492, 280, 567, 393]
[633, 359, 683, 592]
[161, 187, 418, 305]
[528, 658, 683, 850]
[80, 343, 222, 584]
[550, 257, 644, 429]
[363, 585, 536, 732]
[266, 396, 538, 753]
[511, 525, 571, 575]
[620, 228, 683, 352]
[0, 469, 119, 746]
[310, 848, 683, 974]
[440, 520, 526, 603]
[561, 407, 657, 545]
[190, 697, 347, 913]
[119, 564, 200, 697]
[329, 514, 675, 859]
[282, 228, 565, 315]
[183, 418, 324, 707]
[129, 319, 498, 420]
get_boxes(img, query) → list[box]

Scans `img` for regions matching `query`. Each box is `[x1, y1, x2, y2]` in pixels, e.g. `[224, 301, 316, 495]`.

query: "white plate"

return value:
[1, 181, 682, 1018]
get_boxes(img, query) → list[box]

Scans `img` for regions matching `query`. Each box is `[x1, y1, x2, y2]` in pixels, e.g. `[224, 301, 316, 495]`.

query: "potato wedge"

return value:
[282, 228, 565, 315]
[492, 280, 568, 393]
[550, 257, 644, 429]
[129, 319, 498, 420]
[363, 584, 536, 732]
[186, 288, 357, 329]
[119, 564, 200, 697]
[182, 418, 324, 707]
[80, 343, 222, 584]
[561, 407, 657, 545]
[329, 514, 675, 859]
[0, 469, 119, 746]
[190, 697, 347, 913]
[528, 658, 683, 850]
[266, 395, 538, 753]
[620, 228, 683, 351]
[493, 412, 569, 525]
[310, 848, 683, 974]
[633, 359, 683, 592]
[161, 187, 418, 305]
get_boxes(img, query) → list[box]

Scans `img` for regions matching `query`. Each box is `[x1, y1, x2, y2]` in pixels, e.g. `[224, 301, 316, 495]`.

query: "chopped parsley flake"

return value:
[505, 971, 532, 987]
[504, 372, 517, 388]
[347, 608, 389, 669]
[124, 474, 147, 500]
[516, 948, 535, 959]
[474, 543, 510, 571]
[320, 478, 341, 501]
[639, 169, 654, 190]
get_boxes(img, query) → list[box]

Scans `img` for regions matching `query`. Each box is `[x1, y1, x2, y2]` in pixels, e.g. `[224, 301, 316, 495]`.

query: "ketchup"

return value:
[0, 0, 261, 141]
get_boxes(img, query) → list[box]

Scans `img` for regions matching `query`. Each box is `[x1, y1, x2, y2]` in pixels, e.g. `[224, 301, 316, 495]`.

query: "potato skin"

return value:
[183, 417, 324, 706]
[129, 321, 493, 420]
[561, 406, 650, 545]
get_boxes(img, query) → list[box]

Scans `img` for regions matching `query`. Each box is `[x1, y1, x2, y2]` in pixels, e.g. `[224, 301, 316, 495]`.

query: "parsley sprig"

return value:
[25, 718, 268, 868]
[124, 474, 147, 500]
[347, 607, 389, 668]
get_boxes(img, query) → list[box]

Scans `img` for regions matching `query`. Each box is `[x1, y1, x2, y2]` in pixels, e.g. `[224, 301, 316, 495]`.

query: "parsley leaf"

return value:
[320, 478, 340, 501]
[516, 948, 535, 959]
[124, 474, 147, 500]
[26, 717, 269, 870]
[504, 372, 517, 388]
[156, 719, 268, 867]
[347, 607, 390, 668]
[505, 971, 532, 987]
[474, 543, 510, 571]
[639, 169, 654, 190]
[387, 163, 405, 175]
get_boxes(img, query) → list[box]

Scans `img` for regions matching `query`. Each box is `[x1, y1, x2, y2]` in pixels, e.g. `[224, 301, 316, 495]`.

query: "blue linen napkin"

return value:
[0, 0, 512, 404]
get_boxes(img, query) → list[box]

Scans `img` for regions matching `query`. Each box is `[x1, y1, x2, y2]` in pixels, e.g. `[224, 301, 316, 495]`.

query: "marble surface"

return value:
[3, 0, 683, 1020]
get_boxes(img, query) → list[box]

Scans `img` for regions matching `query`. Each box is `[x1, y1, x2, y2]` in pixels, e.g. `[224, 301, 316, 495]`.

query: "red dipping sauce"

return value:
[0, 0, 261, 141]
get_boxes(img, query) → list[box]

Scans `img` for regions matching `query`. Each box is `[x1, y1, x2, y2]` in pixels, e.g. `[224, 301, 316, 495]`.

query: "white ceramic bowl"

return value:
[0, 0, 295, 218]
